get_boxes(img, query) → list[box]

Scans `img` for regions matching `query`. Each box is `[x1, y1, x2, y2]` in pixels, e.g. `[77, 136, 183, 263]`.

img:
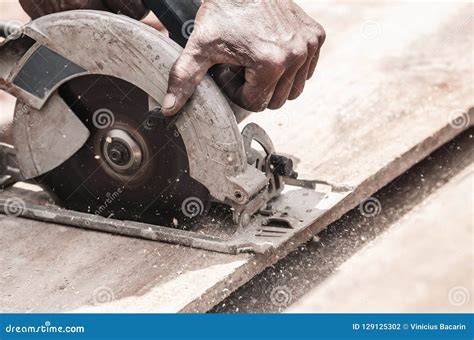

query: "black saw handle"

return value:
[143, 0, 201, 48]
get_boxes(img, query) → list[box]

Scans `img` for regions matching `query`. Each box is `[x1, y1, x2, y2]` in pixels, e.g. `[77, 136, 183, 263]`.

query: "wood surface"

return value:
[288, 165, 473, 313]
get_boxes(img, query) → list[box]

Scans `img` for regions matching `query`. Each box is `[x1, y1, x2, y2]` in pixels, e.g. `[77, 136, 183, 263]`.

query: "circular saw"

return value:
[0, 4, 298, 228]
[0, 2, 351, 255]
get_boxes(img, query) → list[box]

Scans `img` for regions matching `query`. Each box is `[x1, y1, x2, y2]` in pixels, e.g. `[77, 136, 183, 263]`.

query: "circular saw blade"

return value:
[37, 75, 210, 225]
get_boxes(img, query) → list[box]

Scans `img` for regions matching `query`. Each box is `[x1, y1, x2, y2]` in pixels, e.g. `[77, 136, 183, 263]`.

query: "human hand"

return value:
[162, 0, 325, 115]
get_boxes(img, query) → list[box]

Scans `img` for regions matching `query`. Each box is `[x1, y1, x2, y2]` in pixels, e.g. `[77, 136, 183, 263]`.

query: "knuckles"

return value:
[254, 43, 307, 78]
[259, 54, 287, 79]
[289, 45, 309, 65]
[310, 22, 326, 46]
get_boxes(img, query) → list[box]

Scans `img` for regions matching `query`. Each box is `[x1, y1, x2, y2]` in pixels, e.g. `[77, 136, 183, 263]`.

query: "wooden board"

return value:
[287, 165, 474, 313]
[0, 1, 473, 312]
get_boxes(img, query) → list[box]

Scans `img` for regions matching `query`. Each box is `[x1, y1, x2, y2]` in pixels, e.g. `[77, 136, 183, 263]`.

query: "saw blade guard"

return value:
[0, 10, 269, 220]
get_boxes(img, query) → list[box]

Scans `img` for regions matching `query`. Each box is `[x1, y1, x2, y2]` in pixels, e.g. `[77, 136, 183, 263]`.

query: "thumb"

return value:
[162, 47, 213, 116]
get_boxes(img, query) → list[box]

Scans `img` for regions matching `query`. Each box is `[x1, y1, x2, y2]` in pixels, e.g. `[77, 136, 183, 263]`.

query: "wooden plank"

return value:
[287, 165, 474, 313]
[0, 1, 473, 312]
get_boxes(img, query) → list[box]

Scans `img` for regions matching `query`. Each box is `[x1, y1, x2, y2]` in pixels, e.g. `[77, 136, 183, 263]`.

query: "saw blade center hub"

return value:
[102, 129, 143, 174]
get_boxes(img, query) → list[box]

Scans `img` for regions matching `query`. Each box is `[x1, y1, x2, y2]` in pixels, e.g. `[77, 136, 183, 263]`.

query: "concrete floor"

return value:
[212, 130, 473, 313]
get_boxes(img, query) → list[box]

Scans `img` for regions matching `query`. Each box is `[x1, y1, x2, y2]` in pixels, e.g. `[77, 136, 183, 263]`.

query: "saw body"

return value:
[0, 10, 297, 227]
[0, 10, 350, 255]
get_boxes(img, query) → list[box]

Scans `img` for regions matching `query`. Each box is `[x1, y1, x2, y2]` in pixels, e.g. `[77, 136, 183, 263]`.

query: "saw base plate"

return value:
[0, 183, 350, 255]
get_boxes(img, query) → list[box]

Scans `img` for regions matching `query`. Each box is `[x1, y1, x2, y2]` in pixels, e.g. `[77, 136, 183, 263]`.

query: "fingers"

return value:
[268, 48, 308, 110]
[212, 65, 245, 98]
[166, 51, 283, 114]
[216, 48, 308, 112]
[306, 25, 325, 80]
[289, 42, 319, 100]
[306, 48, 321, 81]
[205, 58, 283, 113]
[233, 29, 324, 111]
[230, 63, 283, 112]
[161, 45, 213, 116]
